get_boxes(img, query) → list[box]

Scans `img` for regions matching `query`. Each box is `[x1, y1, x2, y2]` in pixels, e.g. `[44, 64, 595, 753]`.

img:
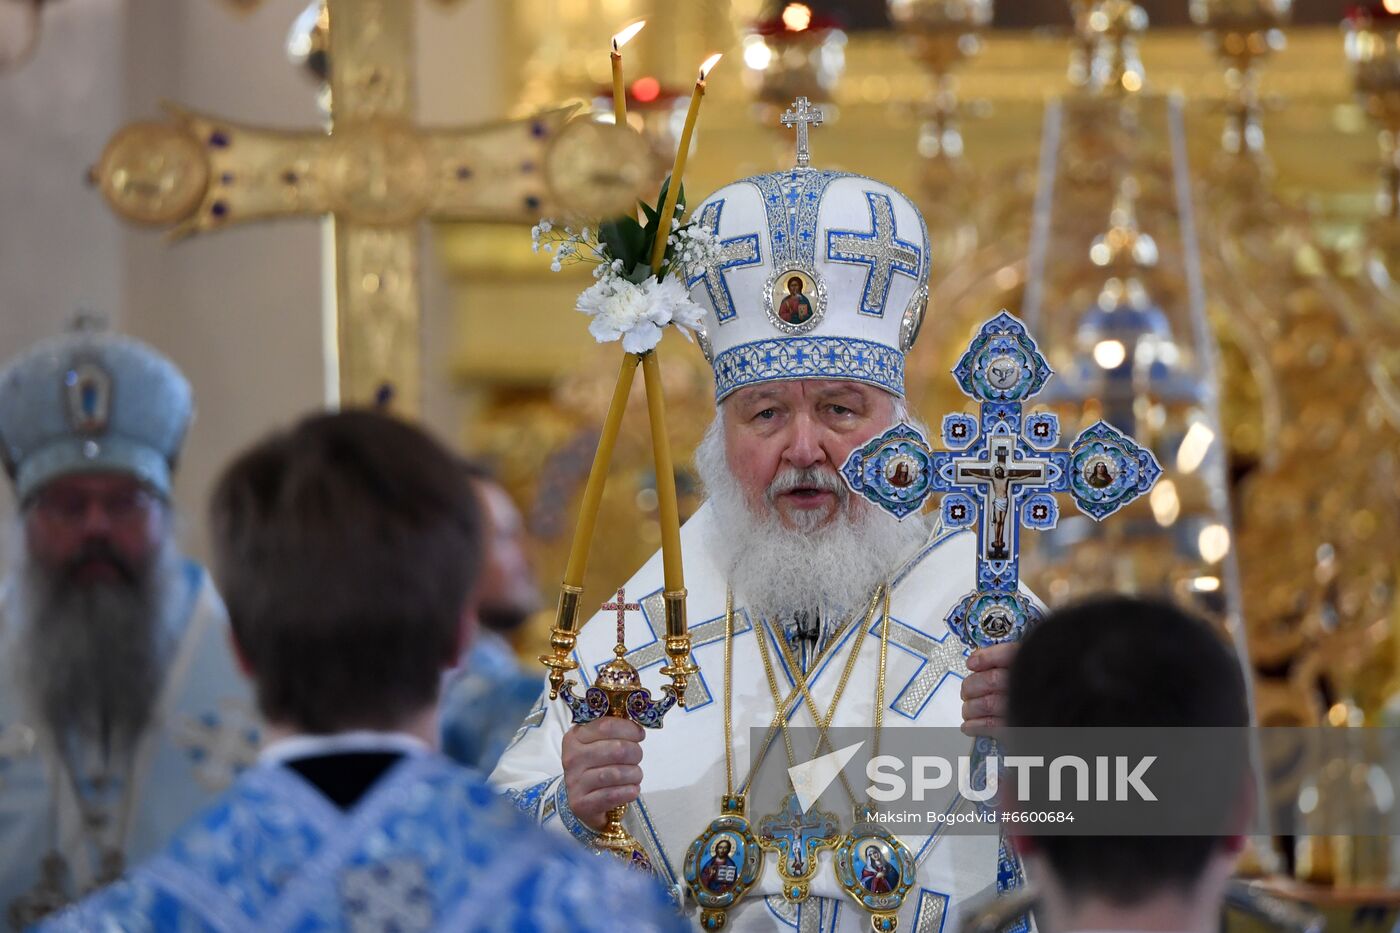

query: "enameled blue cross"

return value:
[840, 311, 1162, 649]
[688, 199, 763, 324]
[826, 191, 921, 317]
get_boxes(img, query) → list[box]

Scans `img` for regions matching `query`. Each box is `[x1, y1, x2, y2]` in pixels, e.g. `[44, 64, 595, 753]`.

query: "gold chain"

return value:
[720, 590, 826, 796]
[756, 588, 880, 802]
[768, 585, 889, 806]
[720, 584, 896, 799]
[723, 588, 735, 795]
[753, 609, 799, 769]
[874, 584, 891, 767]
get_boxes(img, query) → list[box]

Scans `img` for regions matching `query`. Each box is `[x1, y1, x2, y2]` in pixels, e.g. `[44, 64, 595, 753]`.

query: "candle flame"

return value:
[612, 19, 646, 52]
[1387, 0, 1400, 14]
[699, 52, 723, 81]
[782, 3, 813, 31]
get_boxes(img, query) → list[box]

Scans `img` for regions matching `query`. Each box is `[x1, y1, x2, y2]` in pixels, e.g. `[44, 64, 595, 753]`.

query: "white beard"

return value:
[5, 525, 183, 759]
[693, 411, 932, 625]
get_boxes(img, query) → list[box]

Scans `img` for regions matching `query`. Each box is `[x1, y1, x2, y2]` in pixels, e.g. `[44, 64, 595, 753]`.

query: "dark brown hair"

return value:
[210, 409, 484, 733]
[1007, 595, 1249, 905]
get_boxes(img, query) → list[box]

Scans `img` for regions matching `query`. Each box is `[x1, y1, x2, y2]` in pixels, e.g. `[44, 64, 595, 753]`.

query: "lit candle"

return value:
[610, 20, 646, 127]
[641, 350, 684, 596]
[561, 353, 640, 592]
[649, 53, 723, 274]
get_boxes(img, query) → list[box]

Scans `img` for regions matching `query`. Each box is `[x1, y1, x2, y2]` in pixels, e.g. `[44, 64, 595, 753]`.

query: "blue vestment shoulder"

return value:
[38, 755, 686, 933]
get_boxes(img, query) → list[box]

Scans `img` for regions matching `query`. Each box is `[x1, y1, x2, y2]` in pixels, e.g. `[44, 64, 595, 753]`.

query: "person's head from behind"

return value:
[210, 410, 484, 735]
[1006, 596, 1250, 933]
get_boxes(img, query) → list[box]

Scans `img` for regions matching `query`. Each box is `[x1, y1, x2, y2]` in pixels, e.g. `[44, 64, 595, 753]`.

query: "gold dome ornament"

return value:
[558, 589, 680, 872]
[91, 121, 211, 228]
[544, 121, 654, 223]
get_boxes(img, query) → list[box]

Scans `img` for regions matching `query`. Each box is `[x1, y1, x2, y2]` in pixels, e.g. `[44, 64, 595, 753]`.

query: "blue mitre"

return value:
[0, 316, 193, 501]
[686, 99, 931, 401]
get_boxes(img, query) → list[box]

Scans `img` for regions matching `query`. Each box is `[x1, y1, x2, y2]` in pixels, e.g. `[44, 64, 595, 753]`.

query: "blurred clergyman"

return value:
[439, 463, 545, 773]
[40, 410, 686, 932]
[0, 322, 257, 929]
[1005, 596, 1251, 933]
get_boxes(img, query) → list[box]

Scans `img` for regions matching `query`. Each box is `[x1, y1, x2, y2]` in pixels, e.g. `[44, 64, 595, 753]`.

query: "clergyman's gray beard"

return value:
[8, 534, 182, 758]
[694, 415, 931, 624]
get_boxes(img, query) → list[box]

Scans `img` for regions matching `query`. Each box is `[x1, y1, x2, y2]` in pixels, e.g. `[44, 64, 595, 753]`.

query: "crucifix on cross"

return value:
[952, 437, 1049, 560]
[840, 311, 1162, 649]
[780, 96, 824, 169]
[90, 0, 648, 414]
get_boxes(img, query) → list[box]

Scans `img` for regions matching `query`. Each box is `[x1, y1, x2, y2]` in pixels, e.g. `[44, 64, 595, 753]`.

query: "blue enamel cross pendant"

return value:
[840, 311, 1162, 648]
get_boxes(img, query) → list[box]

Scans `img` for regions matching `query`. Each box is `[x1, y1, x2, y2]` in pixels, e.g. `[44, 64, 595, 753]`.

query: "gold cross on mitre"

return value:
[780, 96, 824, 169]
[90, 0, 647, 415]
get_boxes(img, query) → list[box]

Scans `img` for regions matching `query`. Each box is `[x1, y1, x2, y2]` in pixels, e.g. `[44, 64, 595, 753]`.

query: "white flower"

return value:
[576, 273, 706, 354]
[642, 275, 704, 341]
[539, 219, 553, 233]
[577, 278, 662, 353]
[550, 260, 562, 272]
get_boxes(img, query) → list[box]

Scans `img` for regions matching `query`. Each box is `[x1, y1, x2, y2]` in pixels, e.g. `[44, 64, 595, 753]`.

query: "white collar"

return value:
[258, 730, 431, 767]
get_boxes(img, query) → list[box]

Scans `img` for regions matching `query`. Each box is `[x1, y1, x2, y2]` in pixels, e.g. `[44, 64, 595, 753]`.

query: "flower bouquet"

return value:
[532, 179, 721, 354]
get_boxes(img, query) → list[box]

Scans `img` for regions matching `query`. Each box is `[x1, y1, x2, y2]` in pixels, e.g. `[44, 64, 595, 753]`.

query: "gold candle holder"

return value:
[658, 588, 697, 702]
[541, 584, 584, 700]
[558, 589, 680, 872]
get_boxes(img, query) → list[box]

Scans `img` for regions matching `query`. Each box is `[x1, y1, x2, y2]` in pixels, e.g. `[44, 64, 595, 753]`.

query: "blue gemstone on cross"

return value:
[826, 191, 921, 317]
[687, 200, 762, 325]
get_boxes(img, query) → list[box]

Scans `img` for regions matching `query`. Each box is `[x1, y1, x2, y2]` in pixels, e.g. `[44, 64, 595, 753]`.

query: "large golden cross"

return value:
[91, 0, 645, 414]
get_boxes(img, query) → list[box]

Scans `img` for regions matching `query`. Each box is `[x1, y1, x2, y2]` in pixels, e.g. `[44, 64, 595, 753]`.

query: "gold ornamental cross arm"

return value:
[91, 0, 646, 414]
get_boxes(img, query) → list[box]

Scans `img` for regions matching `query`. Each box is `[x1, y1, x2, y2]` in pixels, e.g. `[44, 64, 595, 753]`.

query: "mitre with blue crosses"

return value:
[0, 317, 193, 501]
[686, 97, 930, 401]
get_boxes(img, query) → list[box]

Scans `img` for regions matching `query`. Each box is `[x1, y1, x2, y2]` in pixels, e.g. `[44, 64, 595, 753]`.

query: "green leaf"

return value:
[599, 215, 646, 273]
[639, 224, 658, 275]
[650, 178, 687, 226]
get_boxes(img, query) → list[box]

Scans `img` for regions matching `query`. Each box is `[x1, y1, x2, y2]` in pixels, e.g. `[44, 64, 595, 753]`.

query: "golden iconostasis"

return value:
[435, 1, 1400, 735]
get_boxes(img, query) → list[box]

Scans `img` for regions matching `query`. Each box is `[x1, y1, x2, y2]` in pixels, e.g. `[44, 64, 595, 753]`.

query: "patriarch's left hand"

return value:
[960, 642, 1018, 737]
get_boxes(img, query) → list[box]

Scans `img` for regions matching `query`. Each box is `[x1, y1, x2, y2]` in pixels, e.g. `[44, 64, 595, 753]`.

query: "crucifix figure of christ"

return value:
[89, 0, 648, 415]
[952, 436, 1049, 561]
[839, 311, 1162, 649]
[756, 792, 840, 902]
